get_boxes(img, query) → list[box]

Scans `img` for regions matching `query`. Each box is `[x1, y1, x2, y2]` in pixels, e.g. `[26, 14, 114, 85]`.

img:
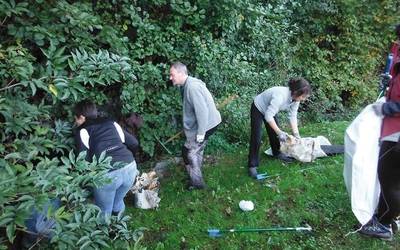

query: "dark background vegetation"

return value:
[1, 0, 399, 248]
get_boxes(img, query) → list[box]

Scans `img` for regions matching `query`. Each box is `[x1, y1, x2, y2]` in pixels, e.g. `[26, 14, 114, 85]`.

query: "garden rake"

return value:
[207, 224, 312, 238]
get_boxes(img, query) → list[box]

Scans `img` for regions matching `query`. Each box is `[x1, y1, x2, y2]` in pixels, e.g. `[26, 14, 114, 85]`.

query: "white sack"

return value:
[131, 171, 161, 209]
[344, 100, 383, 225]
[134, 189, 161, 209]
[264, 136, 331, 162]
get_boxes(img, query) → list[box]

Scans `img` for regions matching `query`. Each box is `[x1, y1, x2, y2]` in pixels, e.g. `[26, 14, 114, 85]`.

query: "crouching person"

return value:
[169, 62, 221, 190]
[73, 100, 139, 217]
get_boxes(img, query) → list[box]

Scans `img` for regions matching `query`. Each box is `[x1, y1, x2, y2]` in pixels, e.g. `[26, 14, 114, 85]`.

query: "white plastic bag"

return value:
[239, 200, 254, 211]
[344, 100, 383, 225]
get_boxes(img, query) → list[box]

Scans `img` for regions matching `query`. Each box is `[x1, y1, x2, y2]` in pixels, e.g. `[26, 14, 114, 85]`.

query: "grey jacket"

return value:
[182, 76, 221, 140]
[254, 86, 299, 124]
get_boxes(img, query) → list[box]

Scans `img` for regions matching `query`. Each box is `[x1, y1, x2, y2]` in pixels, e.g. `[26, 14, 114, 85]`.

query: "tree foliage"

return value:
[0, 0, 399, 248]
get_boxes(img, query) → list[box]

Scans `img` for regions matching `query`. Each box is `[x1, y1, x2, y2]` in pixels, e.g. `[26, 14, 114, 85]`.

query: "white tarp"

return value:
[344, 101, 383, 225]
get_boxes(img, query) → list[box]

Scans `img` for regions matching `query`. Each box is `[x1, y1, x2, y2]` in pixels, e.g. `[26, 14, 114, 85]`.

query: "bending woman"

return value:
[73, 100, 139, 217]
[248, 77, 311, 178]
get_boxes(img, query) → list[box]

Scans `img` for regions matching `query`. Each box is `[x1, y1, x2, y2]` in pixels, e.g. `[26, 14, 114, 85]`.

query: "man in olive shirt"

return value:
[169, 62, 221, 190]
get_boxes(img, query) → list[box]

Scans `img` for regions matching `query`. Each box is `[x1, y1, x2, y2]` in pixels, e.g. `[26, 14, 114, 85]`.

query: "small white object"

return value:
[196, 134, 205, 143]
[239, 200, 254, 211]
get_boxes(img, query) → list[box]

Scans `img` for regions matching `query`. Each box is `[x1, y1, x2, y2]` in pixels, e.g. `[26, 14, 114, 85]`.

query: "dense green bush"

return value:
[0, 0, 399, 248]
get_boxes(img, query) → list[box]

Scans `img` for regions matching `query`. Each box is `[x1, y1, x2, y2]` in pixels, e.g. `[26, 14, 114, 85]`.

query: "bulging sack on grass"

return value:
[281, 136, 330, 162]
[131, 171, 160, 209]
[344, 101, 383, 225]
[134, 189, 161, 209]
[265, 136, 331, 162]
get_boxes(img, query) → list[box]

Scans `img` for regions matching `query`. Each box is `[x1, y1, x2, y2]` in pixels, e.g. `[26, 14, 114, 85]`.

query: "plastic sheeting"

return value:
[344, 101, 383, 225]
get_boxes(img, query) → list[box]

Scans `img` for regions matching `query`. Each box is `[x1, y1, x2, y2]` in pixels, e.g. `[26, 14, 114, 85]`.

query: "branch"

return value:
[0, 16, 7, 26]
[28, 236, 44, 250]
[0, 79, 23, 91]
[14, 225, 45, 250]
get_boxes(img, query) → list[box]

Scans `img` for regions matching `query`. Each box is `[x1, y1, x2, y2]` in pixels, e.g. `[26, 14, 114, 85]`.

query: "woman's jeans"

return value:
[93, 161, 138, 216]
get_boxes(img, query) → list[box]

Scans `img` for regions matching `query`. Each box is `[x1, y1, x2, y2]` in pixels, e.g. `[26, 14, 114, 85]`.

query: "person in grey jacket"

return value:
[248, 77, 311, 178]
[169, 62, 221, 190]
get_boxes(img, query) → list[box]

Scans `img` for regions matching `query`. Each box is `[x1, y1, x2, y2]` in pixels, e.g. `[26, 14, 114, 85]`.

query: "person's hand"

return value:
[372, 102, 384, 117]
[277, 131, 289, 142]
[380, 73, 392, 80]
[293, 132, 301, 139]
[379, 73, 392, 91]
[196, 134, 205, 143]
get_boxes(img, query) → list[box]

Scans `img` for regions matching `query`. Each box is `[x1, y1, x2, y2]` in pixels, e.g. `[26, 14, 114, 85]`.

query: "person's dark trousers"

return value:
[377, 141, 400, 225]
[248, 102, 280, 169]
[182, 125, 219, 187]
[320, 145, 345, 155]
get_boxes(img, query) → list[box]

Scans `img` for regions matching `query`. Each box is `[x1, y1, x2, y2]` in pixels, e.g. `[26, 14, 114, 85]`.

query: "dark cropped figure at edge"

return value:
[359, 24, 400, 241]
[169, 62, 221, 190]
[73, 100, 139, 217]
[248, 78, 311, 178]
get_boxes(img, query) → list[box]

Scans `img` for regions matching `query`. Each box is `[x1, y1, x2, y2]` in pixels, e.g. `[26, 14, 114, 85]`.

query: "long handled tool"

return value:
[207, 224, 312, 238]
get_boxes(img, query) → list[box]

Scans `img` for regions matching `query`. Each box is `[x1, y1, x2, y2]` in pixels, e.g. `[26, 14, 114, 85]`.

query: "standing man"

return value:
[169, 62, 221, 190]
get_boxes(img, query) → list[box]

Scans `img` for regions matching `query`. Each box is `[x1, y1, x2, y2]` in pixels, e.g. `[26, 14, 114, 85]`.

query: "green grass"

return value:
[127, 121, 400, 249]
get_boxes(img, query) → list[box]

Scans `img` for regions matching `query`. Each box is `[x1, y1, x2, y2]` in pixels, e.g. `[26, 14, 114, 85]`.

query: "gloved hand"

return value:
[293, 132, 301, 139]
[371, 102, 384, 117]
[277, 131, 289, 142]
[196, 134, 205, 143]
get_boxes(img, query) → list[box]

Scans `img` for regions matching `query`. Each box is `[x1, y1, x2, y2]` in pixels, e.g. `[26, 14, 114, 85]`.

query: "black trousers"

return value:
[377, 141, 400, 225]
[248, 102, 280, 169]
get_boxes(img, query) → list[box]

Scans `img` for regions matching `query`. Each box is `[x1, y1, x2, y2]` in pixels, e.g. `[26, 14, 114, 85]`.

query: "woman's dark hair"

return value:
[73, 100, 98, 119]
[288, 77, 311, 98]
[396, 24, 400, 40]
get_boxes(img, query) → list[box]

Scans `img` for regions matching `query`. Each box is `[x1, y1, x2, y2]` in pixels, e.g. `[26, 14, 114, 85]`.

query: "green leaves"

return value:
[69, 48, 136, 87]
[0, 0, 30, 18]
[0, 45, 34, 83]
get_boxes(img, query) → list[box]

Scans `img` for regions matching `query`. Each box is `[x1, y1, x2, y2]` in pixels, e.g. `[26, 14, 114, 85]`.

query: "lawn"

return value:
[127, 121, 399, 249]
